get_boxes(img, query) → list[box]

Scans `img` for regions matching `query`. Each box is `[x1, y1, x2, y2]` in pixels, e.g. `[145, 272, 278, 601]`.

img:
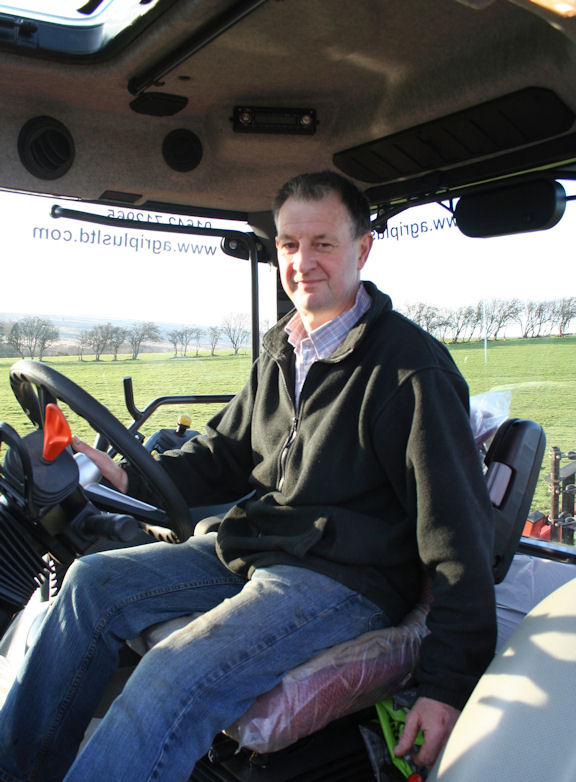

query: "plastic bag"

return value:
[225, 601, 430, 753]
[470, 390, 511, 457]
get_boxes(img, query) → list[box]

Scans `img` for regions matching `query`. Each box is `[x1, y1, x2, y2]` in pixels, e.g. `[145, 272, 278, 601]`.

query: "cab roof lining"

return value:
[0, 0, 576, 219]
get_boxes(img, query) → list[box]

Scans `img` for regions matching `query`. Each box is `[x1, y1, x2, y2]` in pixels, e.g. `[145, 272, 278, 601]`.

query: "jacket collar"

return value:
[262, 281, 393, 363]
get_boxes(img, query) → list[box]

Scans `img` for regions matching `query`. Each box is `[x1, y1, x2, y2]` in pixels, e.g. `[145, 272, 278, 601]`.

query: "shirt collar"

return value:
[286, 284, 371, 358]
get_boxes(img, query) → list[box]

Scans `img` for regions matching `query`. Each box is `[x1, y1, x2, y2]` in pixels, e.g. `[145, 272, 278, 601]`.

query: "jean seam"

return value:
[146, 590, 372, 779]
[32, 575, 243, 778]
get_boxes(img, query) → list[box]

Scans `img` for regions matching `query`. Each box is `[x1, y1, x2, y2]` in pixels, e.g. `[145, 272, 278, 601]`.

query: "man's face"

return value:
[275, 193, 373, 331]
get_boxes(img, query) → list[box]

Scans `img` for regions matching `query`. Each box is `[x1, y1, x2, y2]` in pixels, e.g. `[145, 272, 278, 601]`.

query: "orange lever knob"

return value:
[42, 403, 73, 462]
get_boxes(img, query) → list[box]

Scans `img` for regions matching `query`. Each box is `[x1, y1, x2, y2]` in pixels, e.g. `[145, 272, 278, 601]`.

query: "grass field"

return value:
[448, 337, 576, 513]
[1, 336, 574, 517]
[0, 352, 252, 442]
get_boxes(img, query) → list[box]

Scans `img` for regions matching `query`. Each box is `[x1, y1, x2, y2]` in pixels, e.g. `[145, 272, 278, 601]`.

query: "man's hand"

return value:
[72, 436, 129, 494]
[394, 696, 460, 769]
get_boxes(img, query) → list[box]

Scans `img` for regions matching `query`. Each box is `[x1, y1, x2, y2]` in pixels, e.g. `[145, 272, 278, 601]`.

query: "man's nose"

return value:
[293, 246, 317, 274]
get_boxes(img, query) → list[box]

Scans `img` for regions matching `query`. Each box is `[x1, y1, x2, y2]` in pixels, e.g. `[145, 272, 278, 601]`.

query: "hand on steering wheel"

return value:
[10, 359, 194, 541]
[71, 436, 128, 493]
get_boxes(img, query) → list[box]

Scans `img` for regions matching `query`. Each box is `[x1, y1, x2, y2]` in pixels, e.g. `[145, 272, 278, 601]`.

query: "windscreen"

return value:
[0, 186, 574, 552]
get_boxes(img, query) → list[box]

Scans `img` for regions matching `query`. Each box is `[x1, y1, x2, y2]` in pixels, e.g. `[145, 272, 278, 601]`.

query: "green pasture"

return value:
[450, 337, 576, 513]
[0, 352, 252, 441]
[0, 336, 574, 517]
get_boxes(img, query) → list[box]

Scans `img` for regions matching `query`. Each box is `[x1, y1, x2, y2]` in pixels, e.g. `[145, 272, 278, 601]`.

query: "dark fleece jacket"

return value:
[127, 282, 496, 709]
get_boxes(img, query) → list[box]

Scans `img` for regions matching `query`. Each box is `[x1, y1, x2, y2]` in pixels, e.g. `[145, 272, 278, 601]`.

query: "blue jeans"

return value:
[0, 533, 390, 782]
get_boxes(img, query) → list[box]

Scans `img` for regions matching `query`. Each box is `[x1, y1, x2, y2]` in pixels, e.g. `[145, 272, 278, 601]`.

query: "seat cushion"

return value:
[225, 602, 429, 753]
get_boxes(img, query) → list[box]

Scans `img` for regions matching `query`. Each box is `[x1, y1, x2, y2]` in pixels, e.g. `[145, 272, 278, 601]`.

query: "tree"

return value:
[7, 316, 59, 359]
[208, 326, 221, 356]
[481, 298, 522, 340]
[179, 327, 194, 357]
[402, 303, 443, 337]
[191, 327, 203, 356]
[221, 313, 249, 355]
[108, 326, 128, 360]
[36, 321, 59, 360]
[167, 329, 182, 357]
[520, 300, 546, 338]
[127, 321, 160, 360]
[77, 331, 91, 361]
[7, 321, 25, 358]
[466, 303, 484, 342]
[519, 300, 554, 338]
[432, 308, 453, 342]
[166, 327, 202, 357]
[552, 297, 576, 336]
[446, 305, 476, 343]
[83, 323, 114, 361]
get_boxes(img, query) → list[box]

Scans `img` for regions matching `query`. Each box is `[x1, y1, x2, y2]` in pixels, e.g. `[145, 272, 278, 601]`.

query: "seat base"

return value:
[190, 712, 391, 782]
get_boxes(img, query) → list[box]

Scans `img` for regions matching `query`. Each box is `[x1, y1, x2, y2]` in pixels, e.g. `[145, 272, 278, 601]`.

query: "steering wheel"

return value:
[9, 359, 194, 541]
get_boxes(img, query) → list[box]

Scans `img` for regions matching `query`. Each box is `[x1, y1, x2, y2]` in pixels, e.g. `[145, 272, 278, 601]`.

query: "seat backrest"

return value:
[484, 419, 546, 583]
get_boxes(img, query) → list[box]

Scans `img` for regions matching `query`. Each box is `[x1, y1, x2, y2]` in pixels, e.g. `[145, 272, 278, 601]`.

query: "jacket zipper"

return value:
[278, 415, 298, 492]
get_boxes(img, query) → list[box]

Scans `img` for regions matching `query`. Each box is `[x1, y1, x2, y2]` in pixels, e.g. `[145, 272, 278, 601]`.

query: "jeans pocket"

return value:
[359, 596, 391, 632]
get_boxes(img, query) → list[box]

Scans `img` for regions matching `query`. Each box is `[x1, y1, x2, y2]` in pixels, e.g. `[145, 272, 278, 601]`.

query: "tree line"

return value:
[401, 297, 576, 342]
[1, 300, 573, 361]
[0, 316, 59, 360]
[166, 314, 250, 358]
[0, 314, 252, 360]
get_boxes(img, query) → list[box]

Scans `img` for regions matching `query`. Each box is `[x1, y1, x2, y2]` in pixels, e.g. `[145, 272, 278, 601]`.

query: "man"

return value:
[0, 171, 496, 781]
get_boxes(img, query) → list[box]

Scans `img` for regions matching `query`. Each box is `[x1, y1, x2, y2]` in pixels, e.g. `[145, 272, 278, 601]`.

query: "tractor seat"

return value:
[132, 416, 546, 753]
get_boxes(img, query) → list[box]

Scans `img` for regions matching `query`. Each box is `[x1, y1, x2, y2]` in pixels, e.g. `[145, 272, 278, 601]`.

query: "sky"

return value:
[365, 195, 576, 313]
[0, 191, 279, 327]
[1, 187, 574, 329]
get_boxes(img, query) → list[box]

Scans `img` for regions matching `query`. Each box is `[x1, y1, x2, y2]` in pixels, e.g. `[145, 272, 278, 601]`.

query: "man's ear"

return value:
[357, 232, 373, 270]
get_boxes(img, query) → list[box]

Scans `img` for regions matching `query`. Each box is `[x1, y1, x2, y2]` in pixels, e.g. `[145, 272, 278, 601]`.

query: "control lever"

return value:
[74, 509, 139, 542]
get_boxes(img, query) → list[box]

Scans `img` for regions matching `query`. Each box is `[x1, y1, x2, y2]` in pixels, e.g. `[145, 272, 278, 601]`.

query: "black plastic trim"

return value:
[365, 129, 576, 209]
[336, 88, 574, 185]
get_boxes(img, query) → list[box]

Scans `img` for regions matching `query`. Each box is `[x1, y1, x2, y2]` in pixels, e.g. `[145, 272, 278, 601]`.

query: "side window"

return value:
[362, 194, 576, 550]
[0, 191, 277, 441]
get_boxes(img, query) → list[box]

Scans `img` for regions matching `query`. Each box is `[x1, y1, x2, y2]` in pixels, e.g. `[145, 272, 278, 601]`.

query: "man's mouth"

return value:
[294, 278, 325, 287]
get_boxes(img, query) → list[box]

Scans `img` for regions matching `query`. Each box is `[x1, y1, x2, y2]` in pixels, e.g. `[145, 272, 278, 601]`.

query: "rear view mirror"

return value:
[454, 179, 566, 238]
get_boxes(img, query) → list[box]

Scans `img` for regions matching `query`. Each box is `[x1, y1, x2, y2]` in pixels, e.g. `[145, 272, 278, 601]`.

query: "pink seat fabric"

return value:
[225, 601, 429, 753]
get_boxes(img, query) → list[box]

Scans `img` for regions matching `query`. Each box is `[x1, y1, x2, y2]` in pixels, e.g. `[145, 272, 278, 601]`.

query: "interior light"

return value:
[528, 0, 576, 16]
[232, 107, 317, 135]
